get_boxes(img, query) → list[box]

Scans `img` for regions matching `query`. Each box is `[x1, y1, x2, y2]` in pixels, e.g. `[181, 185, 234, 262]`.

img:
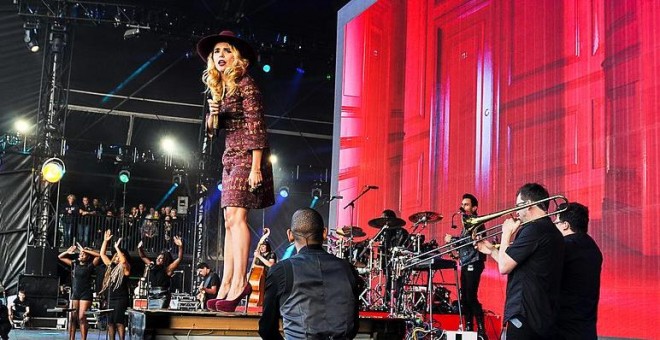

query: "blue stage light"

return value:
[262, 64, 271, 73]
[279, 186, 290, 198]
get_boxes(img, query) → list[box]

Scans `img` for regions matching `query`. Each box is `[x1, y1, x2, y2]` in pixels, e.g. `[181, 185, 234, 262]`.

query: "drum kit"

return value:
[329, 210, 454, 317]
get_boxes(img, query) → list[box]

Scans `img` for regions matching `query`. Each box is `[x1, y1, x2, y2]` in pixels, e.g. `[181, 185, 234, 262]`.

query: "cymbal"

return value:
[368, 217, 406, 228]
[336, 226, 366, 237]
[409, 211, 443, 224]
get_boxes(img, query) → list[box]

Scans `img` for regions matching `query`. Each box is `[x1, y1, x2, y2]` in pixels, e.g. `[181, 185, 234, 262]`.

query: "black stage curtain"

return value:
[0, 153, 33, 294]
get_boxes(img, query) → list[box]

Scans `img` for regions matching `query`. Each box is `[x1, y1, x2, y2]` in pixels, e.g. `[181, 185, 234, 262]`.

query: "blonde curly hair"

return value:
[202, 43, 249, 102]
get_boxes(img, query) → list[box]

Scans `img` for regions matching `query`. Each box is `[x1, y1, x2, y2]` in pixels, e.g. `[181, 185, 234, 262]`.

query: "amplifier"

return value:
[133, 299, 148, 309]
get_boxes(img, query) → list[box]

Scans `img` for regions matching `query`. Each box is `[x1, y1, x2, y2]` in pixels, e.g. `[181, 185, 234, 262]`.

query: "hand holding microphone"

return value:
[207, 99, 220, 129]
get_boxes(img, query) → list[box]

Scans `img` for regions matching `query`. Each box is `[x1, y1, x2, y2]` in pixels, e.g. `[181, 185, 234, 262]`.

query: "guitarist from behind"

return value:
[196, 263, 220, 310]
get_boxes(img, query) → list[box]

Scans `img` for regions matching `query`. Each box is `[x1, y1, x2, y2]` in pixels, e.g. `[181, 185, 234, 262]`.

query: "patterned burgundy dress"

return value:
[216, 75, 275, 209]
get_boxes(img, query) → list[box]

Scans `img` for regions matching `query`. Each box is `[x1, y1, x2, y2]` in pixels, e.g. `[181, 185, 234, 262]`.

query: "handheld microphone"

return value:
[366, 185, 379, 189]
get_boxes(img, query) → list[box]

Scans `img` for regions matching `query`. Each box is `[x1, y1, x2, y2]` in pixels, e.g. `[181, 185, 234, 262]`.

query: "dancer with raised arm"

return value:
[58, 244, 101, 340]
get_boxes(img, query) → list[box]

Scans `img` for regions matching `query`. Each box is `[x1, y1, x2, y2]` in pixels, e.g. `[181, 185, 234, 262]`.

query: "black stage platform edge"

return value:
[128, 309, 406, 339]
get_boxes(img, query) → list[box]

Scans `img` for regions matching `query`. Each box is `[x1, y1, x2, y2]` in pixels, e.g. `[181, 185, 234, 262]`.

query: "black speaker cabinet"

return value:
[18, 274, 59, 298]
[25, 245, 58, 277]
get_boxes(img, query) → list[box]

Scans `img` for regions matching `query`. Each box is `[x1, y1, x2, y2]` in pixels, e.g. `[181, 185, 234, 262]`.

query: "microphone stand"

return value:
[342, 186, 375, 262]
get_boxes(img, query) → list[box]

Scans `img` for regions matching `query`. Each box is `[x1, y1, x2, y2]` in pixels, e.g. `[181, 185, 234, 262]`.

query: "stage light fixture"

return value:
[173, 173, 182, 186]
[14, 119, 30, 134]
[41, 158, 65, 183]
[217, 180, 223, 191]
[269, 154, 278, 165]
[296, 63, 305, 74]
[262, 64, 271, 73]
[118, 169, 130, 183]
[311, 187, 322, 199]
[278, 186, 290, 198]
[23, 28, 39, 53]
[161, 137, 176, 154]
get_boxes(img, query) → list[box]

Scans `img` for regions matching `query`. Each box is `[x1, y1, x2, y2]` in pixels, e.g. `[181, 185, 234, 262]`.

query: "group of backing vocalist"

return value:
[57, 231, 185, 340]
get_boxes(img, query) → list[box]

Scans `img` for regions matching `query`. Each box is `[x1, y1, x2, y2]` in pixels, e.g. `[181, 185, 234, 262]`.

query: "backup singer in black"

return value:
[444, 193, 487, 338]
[58, 245, 101, 340]
[99, 230, 131, 340]
[137, 236, 184, 308]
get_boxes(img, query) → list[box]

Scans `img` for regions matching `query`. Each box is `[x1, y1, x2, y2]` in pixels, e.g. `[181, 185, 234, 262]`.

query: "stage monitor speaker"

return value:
[445, 331, 478, 340]
[25, 245, 58, 277]
[27, 297, 59, 317]
[18, 274, 59, 298]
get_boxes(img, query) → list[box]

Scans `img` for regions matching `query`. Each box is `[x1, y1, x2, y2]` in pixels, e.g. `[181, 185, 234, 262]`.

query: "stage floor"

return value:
[129, 308, 407, 339]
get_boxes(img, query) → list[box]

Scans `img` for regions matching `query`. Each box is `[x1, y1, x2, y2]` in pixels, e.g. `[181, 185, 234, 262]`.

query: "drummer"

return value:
[373, 210, 408, 306]
[379, 210, 409, 252]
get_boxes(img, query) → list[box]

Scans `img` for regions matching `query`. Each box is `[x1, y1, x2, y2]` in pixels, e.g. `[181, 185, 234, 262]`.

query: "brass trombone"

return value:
[402, 195, 568, 270]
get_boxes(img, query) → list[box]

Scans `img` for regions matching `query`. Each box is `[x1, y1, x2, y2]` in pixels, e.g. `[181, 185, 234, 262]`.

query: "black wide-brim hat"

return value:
[196, 30, 257, 65]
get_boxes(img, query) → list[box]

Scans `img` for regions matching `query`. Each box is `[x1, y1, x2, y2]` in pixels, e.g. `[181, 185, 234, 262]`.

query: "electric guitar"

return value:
[247, 228, 270, 308]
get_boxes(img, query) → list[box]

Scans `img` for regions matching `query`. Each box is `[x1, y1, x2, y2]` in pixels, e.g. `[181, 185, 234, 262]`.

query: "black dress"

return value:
[71, 260, 95, 301]
[107, 264, 130, 324]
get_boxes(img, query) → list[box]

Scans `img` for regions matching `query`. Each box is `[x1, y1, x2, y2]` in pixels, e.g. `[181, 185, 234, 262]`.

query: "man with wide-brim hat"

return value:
[196, 30, 257, 64]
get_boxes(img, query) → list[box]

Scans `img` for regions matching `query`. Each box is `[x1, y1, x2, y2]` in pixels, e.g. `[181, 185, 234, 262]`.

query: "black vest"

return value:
[280, 246, 357, 339]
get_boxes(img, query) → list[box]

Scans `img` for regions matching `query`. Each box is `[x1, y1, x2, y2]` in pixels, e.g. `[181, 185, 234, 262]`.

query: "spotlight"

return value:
[161, 137, 176, 154]
[262, 64, 271, 73]
[41, 158, 65, 183]
[311, 187, 322, 199]
[296, 63, 305, 74]
[118, 169, 130, 183]
[269, 154, 278, 165]
[173, 174, 182, 186]
[24, 28, 39, 53]
[278, 186, 290, 198]
[14, 119, 30, 134]
[217, 180, 223, 191]
[124, 27, 141, 40]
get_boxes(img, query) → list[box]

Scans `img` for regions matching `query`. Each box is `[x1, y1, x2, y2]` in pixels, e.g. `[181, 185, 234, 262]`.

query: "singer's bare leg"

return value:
[218, 211, 233, 299]
[224, 206, 250, 300]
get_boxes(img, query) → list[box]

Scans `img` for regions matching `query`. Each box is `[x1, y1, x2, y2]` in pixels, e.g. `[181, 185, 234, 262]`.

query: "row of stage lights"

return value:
[8, 119, 324, 204]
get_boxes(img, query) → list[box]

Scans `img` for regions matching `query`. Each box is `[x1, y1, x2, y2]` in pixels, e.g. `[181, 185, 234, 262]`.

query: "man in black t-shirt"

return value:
[553, 202, 602, 339]
[8, 290, 31, 329]
[444, 193, 487, 338]
[476, 183, 564, 339]
[196, 263, 220, 309]
[78, 197, 95, 246]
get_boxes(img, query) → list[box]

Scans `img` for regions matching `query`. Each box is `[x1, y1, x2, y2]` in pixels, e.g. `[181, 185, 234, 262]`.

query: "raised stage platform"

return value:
[128, 309, 406, 339]
[128, 309, 501, 339]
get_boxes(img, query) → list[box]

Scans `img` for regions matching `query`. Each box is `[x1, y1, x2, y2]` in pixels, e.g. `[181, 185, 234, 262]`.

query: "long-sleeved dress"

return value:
[216, 74, 275, 209]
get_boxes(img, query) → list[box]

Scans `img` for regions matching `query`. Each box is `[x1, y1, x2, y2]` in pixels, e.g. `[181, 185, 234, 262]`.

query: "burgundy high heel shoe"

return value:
[215, 284, 252, 312]
[205, 290, 229, 311]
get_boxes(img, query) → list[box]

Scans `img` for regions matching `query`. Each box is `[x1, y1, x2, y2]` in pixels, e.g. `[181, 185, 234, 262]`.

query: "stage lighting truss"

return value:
[41, 157, 66, 183]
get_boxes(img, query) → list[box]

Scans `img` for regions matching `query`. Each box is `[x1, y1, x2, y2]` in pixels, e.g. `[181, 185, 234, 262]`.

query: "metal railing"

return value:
[57, 214, 195, 255]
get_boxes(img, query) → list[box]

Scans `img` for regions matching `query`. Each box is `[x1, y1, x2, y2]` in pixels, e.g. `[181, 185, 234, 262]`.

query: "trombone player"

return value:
[474, 183, 564, 340]
[444, 193, 487, 338]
